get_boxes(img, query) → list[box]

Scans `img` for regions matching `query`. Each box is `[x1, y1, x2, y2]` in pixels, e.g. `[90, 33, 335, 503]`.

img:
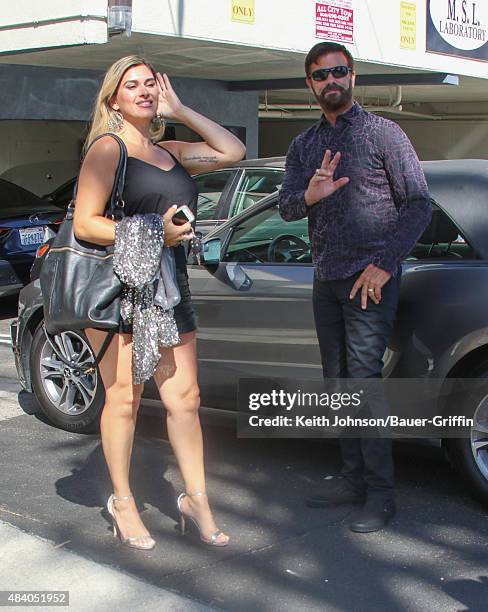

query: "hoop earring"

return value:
[151, 113, 165, 131]
[108, 110, 124, 132]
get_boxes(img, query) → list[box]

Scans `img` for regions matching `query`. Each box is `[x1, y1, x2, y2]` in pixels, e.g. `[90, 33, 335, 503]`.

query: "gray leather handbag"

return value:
[40, 133, 127, 336]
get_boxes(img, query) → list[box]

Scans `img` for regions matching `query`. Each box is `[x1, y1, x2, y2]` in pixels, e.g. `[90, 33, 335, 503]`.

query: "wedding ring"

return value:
[315, 168, 321, 175]
[368, 288, 374, 293]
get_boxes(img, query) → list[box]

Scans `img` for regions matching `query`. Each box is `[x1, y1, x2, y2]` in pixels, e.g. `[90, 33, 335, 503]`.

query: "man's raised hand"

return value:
[304, 150, 349, 206]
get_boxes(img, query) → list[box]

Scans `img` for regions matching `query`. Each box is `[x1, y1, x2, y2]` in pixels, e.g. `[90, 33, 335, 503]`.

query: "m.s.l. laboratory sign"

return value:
[426, 0, 488, 61]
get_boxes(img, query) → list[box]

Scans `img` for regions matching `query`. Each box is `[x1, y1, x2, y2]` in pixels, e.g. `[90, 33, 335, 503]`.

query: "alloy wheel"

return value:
[471, 394, 488, 481]
[39, 331, 97, 416]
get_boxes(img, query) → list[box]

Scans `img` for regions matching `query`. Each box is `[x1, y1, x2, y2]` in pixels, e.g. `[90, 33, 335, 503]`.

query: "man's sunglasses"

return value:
[310, 66, 352, 81]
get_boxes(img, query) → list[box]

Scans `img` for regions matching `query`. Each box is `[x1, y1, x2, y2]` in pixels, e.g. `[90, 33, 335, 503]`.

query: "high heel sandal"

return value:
[177, 491, 229, 547]
[106, 493, 156, 550]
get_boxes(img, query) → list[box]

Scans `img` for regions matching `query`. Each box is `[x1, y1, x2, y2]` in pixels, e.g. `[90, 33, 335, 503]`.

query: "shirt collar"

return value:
[319, 101, 363, 128]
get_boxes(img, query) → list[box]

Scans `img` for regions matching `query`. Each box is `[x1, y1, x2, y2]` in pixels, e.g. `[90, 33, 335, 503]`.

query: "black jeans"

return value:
[312, 269, 401, 501]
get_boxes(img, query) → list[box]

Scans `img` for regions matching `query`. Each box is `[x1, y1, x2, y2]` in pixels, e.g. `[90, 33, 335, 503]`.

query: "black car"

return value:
[0, 179, 65, 297]
[11, 159, 488, 505]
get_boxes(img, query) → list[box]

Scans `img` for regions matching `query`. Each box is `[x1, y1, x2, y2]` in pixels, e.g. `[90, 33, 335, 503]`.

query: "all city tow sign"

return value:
[426, 0, 488, 61]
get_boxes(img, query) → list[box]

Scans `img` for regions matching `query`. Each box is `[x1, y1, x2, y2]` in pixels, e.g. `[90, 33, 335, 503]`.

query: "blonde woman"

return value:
[73, 56, 245, 549]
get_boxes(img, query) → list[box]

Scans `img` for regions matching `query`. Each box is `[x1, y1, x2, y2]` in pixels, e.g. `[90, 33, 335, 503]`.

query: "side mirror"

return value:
[201, 238, 221, 265]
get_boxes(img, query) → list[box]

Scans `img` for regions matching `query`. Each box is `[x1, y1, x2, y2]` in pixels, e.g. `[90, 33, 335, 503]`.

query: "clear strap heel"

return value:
[177, 491, 229, 547]
[106, 493, 156, 550]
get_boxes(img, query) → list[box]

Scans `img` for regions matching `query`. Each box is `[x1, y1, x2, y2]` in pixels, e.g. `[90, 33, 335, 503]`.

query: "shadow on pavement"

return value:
[443, 575, 488, 611]
[0, 410, 486, 611]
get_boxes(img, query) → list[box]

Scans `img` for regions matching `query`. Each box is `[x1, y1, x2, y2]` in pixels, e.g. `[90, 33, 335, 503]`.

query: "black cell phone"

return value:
[172, 205, 195, 226]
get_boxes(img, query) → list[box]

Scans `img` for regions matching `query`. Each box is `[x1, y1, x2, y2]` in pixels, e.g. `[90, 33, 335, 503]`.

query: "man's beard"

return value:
[314, 80, 353, 112]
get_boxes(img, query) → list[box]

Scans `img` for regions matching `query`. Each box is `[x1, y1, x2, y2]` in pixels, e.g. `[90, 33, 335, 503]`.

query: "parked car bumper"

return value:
[11, 280, 45, 392]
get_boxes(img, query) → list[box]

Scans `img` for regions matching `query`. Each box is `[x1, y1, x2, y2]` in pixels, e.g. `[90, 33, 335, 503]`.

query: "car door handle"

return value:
[225, 263, 253, 291]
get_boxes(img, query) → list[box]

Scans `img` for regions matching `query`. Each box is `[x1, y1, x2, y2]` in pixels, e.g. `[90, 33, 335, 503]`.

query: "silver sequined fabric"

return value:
[114, 214, 163, 287]
[114, 214, 180, 384]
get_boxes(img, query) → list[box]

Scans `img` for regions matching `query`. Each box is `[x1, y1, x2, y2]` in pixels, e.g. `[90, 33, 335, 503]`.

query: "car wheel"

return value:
[30, 324, 104, 433]
[444, 366, 488, 505]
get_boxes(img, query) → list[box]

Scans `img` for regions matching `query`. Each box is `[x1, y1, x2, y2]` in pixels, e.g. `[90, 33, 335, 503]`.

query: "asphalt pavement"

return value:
[0, 298, 487, 612]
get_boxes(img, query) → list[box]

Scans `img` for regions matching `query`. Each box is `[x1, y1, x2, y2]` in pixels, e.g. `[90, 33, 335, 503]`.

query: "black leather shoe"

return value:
[305, 479, 366, 508]
[349, 499, 396, 533]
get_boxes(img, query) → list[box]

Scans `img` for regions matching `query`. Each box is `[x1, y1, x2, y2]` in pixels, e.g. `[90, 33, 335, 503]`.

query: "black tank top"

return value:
[122, 147, 198, 271]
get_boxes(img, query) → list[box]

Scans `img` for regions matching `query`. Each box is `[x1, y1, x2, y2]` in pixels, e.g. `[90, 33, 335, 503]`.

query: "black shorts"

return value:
[119, 268, 197, 335]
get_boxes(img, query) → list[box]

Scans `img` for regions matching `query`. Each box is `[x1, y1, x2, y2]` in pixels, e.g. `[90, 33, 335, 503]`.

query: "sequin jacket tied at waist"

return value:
[113, 213, 181, 384]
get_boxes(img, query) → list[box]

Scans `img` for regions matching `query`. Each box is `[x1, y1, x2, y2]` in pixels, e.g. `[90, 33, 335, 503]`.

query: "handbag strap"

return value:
[69, 133, 128, 220]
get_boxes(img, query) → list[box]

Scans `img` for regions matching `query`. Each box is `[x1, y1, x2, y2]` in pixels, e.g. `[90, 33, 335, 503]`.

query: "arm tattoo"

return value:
[182, 155, 218, 164]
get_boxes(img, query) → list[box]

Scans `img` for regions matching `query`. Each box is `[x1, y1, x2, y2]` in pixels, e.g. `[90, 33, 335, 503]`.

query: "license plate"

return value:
[19, 227, 44, 246]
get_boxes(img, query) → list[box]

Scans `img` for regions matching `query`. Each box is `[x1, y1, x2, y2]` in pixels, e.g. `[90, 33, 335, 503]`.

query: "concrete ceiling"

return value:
[0, 33, 309, 75]
[1, 33, 487, 110]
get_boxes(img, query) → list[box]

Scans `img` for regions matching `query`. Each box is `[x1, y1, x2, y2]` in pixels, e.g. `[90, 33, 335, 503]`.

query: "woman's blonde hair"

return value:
[84, 55, 165, 155]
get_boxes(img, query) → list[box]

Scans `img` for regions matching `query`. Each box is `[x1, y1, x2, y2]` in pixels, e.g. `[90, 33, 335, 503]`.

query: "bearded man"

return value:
[278, 42, 431, 533]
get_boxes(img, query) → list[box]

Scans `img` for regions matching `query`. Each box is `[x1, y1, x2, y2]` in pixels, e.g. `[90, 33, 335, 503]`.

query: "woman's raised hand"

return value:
[155, 72, 184, 120]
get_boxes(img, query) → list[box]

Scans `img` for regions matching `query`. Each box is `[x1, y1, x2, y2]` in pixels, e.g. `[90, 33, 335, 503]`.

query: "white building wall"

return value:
[0, 0, 107, 53]
[133, 0, 488, 80]
[1, 1, 486, 80]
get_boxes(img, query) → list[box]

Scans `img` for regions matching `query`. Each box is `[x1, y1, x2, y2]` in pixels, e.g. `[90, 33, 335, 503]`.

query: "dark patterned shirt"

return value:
[278, 102, 431, 281]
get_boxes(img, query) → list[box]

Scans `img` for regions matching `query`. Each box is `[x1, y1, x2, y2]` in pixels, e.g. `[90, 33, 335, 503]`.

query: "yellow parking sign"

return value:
[231, 0, 255, 24]
[400, 1, 416, 50]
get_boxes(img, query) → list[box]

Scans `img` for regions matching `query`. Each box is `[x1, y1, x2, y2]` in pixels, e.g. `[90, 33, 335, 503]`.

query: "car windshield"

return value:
[0, 179, 63, 219]
[47, 179, 75, 207]
[193, 170, 234, 221]
[223, 203, 310, 263]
